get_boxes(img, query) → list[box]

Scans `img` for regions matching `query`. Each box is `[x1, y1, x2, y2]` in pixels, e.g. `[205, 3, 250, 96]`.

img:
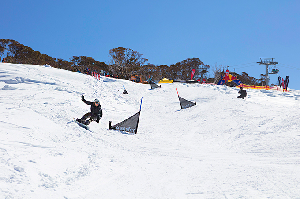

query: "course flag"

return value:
[109, 97, 143, 134]
[176, 88, 196, 109]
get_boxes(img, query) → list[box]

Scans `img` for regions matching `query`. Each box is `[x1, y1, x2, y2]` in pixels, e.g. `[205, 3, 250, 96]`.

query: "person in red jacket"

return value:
[76, 95, 102, 125]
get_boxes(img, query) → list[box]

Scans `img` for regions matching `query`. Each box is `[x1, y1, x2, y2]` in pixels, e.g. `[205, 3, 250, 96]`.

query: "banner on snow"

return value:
[109, 111, 140, 134]
[178, 96, 196, 109]
[150, 82, 161, 89]
[109, 98, 143, 134]
[176, 88, 196, 109]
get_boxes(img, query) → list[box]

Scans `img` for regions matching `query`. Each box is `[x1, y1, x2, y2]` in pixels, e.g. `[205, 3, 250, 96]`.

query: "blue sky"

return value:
[2, 0, 300, 89]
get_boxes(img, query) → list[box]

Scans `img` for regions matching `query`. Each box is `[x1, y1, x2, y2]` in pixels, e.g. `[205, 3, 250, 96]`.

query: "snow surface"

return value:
[1, 63, 300, 199]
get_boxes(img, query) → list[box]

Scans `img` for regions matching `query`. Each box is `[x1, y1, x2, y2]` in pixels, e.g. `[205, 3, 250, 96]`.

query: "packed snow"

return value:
[1, 63, 300, 199]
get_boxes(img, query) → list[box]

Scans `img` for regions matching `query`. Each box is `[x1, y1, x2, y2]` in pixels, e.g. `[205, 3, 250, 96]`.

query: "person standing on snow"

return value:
[284, 76, 289, 91]
[76, 95, 102, 125]
[237, 87, 247, 99]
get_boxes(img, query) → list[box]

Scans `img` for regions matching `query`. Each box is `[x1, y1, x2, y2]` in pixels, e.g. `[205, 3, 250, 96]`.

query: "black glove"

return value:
[96, 119, 99, 123]
[81, 95, 85, 101]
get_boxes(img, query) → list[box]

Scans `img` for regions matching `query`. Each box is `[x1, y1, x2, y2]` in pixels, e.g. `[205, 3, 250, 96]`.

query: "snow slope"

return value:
[1, 63, 300, 199]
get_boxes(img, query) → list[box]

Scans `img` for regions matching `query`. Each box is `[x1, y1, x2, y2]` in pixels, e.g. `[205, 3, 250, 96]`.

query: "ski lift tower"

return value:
[257, 58, 278, 86]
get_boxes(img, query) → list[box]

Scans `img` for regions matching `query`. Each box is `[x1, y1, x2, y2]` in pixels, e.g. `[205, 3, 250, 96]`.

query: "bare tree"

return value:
[109, 47, 148, 79]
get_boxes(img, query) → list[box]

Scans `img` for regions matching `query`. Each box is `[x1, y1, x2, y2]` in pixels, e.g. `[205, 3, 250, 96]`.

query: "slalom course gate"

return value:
[109, 98, 143, 134]
[150, 82, 161, 89]
[176, 88, 196, 109]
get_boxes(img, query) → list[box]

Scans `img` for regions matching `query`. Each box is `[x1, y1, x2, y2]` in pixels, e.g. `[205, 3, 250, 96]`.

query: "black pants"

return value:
[81, 112, 97, 124]
[237, 95, 245, 99]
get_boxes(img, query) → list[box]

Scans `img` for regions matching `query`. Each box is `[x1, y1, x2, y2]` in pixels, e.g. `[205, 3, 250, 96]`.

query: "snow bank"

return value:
[1, 63, 300, 198]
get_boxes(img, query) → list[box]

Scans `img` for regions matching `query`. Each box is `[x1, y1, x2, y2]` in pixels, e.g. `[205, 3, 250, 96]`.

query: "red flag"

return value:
[282, 78, 285, 89]
[191, 69, 195, 80]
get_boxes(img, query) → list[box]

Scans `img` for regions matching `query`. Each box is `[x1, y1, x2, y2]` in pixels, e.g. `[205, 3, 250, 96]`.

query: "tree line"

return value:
[0, 39, 108, 74]
[0, 39, 263, 85]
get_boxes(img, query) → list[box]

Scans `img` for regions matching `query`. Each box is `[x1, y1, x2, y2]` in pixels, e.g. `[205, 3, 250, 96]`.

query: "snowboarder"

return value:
[237, 87, 247, 99]
[123, 89, 128, 94]
[76, 95, 102, 125]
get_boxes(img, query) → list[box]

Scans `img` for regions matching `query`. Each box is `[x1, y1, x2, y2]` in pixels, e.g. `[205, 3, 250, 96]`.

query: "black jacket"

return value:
[238, 89, 247, 98]
[82, 98, 102, 117]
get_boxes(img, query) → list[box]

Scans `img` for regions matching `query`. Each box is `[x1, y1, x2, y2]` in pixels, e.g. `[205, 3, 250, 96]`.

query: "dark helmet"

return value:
[94, 99, 100, 103]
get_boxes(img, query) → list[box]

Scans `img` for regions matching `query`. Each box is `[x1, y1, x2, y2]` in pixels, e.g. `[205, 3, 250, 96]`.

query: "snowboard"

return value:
[74, 119, 90, 130]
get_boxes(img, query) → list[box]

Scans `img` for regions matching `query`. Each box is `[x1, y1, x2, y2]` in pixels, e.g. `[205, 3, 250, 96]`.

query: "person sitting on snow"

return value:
[237, 87, 247, 99]
[76, 95, 102, 125]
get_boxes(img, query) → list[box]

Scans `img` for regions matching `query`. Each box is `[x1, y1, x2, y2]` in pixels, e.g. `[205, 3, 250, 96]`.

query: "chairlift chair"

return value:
[269, 68, 279, 74]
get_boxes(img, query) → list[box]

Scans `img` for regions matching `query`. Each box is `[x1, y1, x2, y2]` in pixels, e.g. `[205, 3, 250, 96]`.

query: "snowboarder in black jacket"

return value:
[237, 87, 247, 99]
[76, 95, 102, 125]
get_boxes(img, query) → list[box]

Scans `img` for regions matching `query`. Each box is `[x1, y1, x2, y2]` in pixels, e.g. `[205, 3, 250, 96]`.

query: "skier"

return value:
[237, 87, 247, 99]
[284, 76, 289, 91]
[76, 95, 102, 125]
